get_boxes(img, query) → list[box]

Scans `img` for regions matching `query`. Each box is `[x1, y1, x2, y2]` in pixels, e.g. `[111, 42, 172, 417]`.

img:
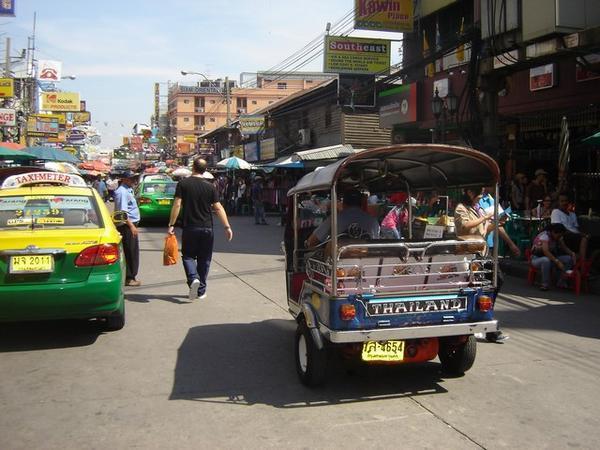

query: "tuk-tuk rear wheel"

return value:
[295, 320, 328, 387]
[438, 335, 477, 375]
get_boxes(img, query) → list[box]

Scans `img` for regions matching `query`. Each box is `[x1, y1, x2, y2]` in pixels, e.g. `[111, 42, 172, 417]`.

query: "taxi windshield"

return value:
[0, 194, 102, 230]
[142, 183, 177, 195]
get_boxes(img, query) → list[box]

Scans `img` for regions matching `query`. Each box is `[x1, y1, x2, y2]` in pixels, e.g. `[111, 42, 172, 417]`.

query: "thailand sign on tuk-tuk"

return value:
[283, 144, 500, 386]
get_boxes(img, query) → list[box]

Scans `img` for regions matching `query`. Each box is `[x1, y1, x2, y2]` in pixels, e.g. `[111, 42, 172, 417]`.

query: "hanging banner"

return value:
[239, 115, 265, 135]
[0, 0, 15, 17]
[354, 0, 413, 33]
[324, 36, 390, 75]
[37, 60, 63, 81]
[244, 142, 259, 162]
[40, 92, 81, 112]
[0, 78, 14, 97]
[260, 137, 275, 160]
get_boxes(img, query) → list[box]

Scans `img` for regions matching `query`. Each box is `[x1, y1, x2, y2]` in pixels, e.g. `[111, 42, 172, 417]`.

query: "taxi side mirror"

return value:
[112, 210, 128, 226]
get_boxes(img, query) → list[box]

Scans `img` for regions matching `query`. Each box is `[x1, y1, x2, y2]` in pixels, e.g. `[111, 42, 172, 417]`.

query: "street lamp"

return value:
[181, 70, 231, 127]
[431, 88, 458, 143]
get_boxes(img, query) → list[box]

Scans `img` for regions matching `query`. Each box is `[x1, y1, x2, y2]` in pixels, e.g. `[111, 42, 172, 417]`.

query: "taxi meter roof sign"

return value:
[1, 171, 87, 189]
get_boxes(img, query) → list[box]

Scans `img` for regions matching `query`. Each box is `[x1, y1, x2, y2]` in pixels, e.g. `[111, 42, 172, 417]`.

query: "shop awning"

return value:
[292, 144, 358, 161]
[261, 155, 304, 168]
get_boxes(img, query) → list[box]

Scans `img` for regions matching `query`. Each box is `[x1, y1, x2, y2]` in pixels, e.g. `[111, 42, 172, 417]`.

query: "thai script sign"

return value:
[354, 0, 413, 33]
[324, 36, 390, 75]
[239, 115, 265, 135]
[0, 78, 14, 97]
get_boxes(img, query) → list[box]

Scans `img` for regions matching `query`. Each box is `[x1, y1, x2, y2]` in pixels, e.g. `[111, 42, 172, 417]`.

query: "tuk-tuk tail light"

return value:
[339, 304, 356, 321]
[477, 295, 493, 312]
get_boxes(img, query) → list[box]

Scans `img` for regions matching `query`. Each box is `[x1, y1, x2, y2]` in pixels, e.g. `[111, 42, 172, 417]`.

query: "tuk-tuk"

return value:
[283, 144, 500, 386]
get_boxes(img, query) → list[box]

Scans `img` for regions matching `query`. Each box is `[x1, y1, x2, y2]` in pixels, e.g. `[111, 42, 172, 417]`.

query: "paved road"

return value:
[1, 216, 599, 449]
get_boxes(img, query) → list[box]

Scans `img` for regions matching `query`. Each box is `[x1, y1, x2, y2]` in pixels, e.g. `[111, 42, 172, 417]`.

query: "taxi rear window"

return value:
[0, 195, 102, 230]
[142, 183, 177, 195]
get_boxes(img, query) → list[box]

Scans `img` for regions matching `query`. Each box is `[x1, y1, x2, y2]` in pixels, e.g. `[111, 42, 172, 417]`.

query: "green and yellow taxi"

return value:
[135, 174, 177, 223]
[0, 169, 126, 330]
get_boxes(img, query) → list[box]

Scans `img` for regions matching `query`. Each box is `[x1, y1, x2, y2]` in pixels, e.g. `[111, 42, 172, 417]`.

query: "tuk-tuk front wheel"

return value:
[295, 320, 327, 387]
[438, 335, 477, 375]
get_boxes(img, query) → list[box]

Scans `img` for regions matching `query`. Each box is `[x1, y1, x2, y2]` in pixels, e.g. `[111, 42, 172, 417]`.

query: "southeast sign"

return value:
[324, 36, 390, 75]
[354, 0, 414, 33]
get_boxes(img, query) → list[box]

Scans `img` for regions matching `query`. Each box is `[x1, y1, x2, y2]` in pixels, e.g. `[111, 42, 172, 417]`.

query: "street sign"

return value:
[40, 92, 81, 112]
[37, 60, 63, 81]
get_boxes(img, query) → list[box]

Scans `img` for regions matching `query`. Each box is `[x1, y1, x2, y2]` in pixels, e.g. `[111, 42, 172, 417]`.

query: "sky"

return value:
[4, 0, 402, 149]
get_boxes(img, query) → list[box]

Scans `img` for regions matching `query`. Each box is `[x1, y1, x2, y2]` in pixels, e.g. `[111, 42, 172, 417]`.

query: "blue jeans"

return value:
[381, 227, 400, 239]
[181, 227, 213, 295]
[531, 255, 573, 287]
[254, 201, 266, 224]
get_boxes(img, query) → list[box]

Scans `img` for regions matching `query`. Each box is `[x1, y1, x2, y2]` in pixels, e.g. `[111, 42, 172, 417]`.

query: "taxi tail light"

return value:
[477, 295, 493, 312]
[75, 244, 120, 267]
[339, 304, 356, 321]
[139, 197, 152, 205]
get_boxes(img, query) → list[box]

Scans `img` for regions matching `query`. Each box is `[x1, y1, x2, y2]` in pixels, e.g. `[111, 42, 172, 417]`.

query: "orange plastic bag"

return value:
[163, 234, 179, 265]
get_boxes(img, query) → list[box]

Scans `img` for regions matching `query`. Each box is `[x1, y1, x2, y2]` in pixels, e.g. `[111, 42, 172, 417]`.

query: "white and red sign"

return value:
[529, 64, 556, 91]
[0, 108, 16, 126]
[1, 172, 87, 189]
[37, 60, 63, 81]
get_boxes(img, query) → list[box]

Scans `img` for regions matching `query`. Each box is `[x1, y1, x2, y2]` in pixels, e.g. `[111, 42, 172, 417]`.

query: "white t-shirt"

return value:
[551, 208, 579, 233]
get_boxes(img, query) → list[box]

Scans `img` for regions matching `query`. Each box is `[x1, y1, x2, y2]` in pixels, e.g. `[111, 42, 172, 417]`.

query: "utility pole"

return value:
[225, 76, 231, 127]
[4, 37, 10, 77]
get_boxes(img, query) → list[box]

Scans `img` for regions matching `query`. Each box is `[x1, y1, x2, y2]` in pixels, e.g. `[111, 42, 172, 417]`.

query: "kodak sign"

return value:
[40, 92, 81, 112]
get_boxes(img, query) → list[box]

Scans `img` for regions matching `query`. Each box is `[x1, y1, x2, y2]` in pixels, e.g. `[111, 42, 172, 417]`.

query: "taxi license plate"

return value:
[158, 199, 171, 205]
[9, 255, 54, 274]
[361, 340, 404, 362]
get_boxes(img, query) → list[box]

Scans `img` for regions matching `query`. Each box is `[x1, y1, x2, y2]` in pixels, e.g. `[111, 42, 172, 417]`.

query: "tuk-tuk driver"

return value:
[305, 189, 380, 248]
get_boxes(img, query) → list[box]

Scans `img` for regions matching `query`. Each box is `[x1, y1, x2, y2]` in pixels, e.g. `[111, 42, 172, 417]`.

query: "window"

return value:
[210, 99, 216, 104]
[277, 82, 287, 90]
[252, 100, 257, 105]
[183, 117, 189, 122]
[210, 117, 216, 122]
[306, 80, 313, 84]
[236, 97, 247, 108]
[0, 195, 102, 230]
[268, 101, 274, 104]
[183, 99, 190, 104]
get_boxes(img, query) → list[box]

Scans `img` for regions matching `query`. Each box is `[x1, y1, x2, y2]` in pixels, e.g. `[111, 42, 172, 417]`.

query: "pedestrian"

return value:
[167, 158, 233, 301]
[106, 176, 118, 202]
[526, 169, 549, 211]
[380, 197, 416, 239]
[551, 193, 589, 261]
[530, 223, 575, 291]
[94, 176, 108, 202]
[251, 177, 267, 225]
[236, 178, 247, 215]
[510, 173, 528, 212]
[113, 171, 142, 287]
[455, 186, 511, 343]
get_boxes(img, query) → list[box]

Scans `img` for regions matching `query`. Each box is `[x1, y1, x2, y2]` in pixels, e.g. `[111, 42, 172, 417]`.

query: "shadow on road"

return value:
[0, 320, 102, 352]
[169, 319, 448, 409]
[126, 293, 189, 304]
[496, 282, 600, 340]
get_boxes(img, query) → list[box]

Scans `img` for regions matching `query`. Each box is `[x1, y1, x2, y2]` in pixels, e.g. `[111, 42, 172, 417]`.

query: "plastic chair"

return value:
[526, 249, 538, 285]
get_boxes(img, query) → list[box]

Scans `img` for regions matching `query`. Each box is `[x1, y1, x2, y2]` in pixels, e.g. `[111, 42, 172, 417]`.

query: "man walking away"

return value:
[114, 171, 141, 286]
[252, 177, 267, 225]
[168, 158, 233, 301]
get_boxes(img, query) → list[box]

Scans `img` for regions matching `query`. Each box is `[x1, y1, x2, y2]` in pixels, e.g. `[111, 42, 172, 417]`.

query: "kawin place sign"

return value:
[324, 35, 390, 75]
[354, 0, 413, 33]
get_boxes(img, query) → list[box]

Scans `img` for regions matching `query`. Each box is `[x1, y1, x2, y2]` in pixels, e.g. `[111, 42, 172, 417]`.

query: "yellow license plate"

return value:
[9, 255, 54, 274]
[158, 199, 171, 205]
[361, 340, 405, 362]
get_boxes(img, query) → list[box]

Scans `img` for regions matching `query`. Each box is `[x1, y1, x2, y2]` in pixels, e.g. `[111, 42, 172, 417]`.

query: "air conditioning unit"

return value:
[298, 128, 311, 146]
[195, 126, 205, 131]
[196, 107, 204, 113]
[237, 108, 247, 114]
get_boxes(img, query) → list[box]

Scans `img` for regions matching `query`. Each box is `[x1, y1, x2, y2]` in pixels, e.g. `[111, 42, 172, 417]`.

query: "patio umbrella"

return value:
[24, 146, 79, 163]
[582, 130, 600, 146]
[216, 156, 252, 170]
[558, 116, 570, 174]
[0, 147, 36, 160]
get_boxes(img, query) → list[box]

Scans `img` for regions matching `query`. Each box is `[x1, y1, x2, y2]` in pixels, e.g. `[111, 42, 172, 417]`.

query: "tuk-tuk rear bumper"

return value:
[320, 320, 498, 344]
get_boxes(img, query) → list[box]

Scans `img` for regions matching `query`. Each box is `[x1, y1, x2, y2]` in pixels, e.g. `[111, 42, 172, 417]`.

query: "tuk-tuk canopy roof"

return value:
[287, 144, 500, 196]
